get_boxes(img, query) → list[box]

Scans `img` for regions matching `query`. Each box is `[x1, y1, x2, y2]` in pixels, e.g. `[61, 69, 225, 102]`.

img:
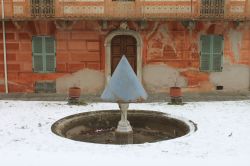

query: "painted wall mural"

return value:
[0, 20, 249, 93]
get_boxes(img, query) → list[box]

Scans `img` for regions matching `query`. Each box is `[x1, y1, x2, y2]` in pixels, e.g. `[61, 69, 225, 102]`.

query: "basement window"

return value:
[216, 86, 224, 90]
[35, 81, 56, 93]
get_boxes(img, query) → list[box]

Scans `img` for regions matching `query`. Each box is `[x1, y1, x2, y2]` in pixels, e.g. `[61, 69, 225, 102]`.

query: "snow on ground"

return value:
[0, 100, 249, 166]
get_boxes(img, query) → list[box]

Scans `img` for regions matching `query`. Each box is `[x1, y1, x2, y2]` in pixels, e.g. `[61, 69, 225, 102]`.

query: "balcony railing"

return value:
[0, 0, 249, 21]
[30, 0, 55, 18]
[200, 0, 225, 19]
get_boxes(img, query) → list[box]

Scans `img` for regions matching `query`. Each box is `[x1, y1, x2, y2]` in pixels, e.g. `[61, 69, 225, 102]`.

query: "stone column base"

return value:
[116, 120, 133, 133]
[115, 131, 133, 144]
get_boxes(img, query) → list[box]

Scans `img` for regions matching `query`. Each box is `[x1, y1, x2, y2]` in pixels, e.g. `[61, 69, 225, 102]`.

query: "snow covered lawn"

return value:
[0, 100, 249, 166]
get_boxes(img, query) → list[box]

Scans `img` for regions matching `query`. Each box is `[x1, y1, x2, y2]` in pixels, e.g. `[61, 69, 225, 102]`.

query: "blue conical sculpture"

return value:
[101, 55, 148, 103]
[101, 55, 148, 141]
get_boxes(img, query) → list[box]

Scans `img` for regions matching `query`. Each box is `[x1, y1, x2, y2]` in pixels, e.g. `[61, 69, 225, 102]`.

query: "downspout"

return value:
[248, 0, 250, 91]
[1, 0, 8, 93]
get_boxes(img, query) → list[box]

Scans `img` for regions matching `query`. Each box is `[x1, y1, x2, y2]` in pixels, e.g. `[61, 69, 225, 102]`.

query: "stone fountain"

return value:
[51, 56, 196, 145]
[101, 55, 148, 144]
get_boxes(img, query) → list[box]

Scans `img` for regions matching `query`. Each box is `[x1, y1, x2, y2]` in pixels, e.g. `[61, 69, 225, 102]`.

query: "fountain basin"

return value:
[51, 110, 196, 144]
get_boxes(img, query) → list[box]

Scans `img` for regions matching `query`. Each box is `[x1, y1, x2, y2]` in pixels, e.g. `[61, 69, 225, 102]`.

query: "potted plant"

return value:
[169, 75, 182, 104]
[68, 86, 81, 99]
[170, 86, 182, 98]
[68, 84, 81, 105]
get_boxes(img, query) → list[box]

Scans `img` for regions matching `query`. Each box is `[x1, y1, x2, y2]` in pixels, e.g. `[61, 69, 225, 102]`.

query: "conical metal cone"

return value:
[101, 55, 147, 103]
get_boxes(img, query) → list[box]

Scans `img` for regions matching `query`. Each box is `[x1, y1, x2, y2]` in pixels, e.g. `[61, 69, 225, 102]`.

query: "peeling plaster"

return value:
[146, 22, 160, 40]
[147, 23, 177, 59]
[1, 21, 250, 94]
[56, 69, 105, 94]
[143, 64, 187, 93]
[228, 29, 242, 62]
[159, 24, 177, 55]
[210, 63, 249, 91]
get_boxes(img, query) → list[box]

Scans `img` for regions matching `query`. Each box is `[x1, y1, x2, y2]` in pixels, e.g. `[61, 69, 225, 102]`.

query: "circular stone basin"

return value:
[51, 110, 196, 144]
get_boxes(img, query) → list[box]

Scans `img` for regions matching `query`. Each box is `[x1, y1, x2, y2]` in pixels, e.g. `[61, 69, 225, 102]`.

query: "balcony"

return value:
[200, 0, 225, 19]
[0, 0, 249, 21]
[30, 0, 55, 18]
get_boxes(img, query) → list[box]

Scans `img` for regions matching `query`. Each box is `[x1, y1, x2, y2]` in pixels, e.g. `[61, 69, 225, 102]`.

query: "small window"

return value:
[32, 36, 56, 73]
[35, 81, 56, 93]
[200, 35, 223, 72]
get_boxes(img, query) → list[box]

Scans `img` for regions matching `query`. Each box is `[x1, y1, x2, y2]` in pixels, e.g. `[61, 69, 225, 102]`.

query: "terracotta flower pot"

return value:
[68, 87, 81, 98]
[169, 87, 182, 97]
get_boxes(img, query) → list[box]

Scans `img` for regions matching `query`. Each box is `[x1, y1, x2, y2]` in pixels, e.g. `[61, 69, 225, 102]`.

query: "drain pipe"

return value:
[1, 0, 8, 93]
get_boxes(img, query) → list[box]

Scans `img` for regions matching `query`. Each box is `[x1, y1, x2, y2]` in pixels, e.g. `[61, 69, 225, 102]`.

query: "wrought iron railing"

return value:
[200, 0, 225, 19]
[30, 0, 55, 18]
[0, 0, 249, 20]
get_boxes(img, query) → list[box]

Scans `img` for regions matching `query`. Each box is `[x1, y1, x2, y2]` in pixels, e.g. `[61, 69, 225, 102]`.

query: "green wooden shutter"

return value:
[45, 81, 56, 93]
[32, 36, 56, 73]
[45, 37, 56, 72]
[200, 35, 223, 72]
[35, 81, 56, 93]
[200, 35, 211, 71]
[212, 35, 223, 72]
[32, 37, 44, 72]
[34, 82, 45, 93]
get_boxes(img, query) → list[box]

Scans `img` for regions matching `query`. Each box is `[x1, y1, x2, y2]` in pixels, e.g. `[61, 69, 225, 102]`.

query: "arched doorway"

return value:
[111, 35, 137, 74]
[104, 30, 142, 84]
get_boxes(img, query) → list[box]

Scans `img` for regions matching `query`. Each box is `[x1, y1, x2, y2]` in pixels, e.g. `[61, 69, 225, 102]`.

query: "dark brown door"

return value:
[111, 35, 137, 74]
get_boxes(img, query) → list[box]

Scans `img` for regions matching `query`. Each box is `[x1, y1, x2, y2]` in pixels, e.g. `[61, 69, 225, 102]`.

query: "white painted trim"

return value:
[104, 30, 143, 85]
[1, 0, 8, 93]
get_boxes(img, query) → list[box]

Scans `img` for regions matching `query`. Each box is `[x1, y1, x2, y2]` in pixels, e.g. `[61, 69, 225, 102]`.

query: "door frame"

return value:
[104, 30, 142, 84]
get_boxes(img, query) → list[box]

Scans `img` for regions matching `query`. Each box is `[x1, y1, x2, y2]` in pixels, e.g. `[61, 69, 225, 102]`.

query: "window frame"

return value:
[35, 81, 56, 93]
[32, 36, 56, 73]
[200, 34, 224, 72]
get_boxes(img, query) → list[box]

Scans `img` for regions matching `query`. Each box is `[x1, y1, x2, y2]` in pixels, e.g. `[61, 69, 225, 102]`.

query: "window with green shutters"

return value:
[200, 35, 223, 72]
[32, 36, 56, 73]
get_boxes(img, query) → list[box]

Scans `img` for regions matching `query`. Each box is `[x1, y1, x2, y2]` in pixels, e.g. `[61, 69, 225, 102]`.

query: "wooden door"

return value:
[111, 35, 137, 74]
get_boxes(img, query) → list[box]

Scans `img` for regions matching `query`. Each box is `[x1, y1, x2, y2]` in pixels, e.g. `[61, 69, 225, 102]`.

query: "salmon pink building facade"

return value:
[0, 0, 250, 94]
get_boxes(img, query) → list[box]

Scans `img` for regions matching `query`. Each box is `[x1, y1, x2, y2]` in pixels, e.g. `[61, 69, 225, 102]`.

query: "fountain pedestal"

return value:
[116, 103, 132, 132]
[101, 56, 148, 144]
[115, 131, 133, 144]
[115, 103, 133, 144]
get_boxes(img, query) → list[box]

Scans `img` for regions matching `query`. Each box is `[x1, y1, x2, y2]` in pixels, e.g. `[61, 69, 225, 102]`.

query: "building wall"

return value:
[0, 20, 249, 94]
[0, 21, 105, 94]
[143, 21, 250, 92]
